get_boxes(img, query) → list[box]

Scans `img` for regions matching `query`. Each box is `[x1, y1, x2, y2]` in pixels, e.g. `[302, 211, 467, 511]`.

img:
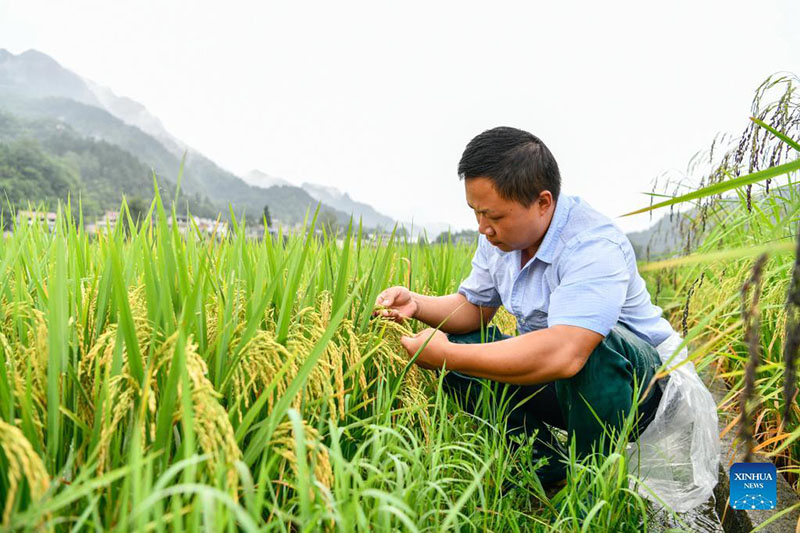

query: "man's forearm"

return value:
[411, 292, 494, 334]
[441, 326, 596, 385]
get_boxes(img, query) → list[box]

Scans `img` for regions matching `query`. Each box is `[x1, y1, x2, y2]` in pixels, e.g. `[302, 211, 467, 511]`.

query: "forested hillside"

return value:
[0, 110, 217, 220]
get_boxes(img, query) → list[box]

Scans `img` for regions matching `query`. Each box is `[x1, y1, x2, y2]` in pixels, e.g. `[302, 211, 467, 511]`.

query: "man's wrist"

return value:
[442, 339, 464, 372]
[410, 292, 421, 319]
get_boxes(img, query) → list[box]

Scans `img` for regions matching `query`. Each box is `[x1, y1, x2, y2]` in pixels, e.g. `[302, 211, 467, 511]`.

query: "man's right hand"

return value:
[373, 286, 419, 323]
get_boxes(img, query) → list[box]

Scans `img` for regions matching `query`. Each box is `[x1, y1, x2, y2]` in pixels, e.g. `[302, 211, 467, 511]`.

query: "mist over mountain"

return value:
[300, 182, 395, 229]
[626, 212, 685, 261]
[243, 169, 293, 189]
[0, 49, 100, 107]
[0, 48, 399, 230]
[302, 183, 343, 202]
[82, 77, 186, 157]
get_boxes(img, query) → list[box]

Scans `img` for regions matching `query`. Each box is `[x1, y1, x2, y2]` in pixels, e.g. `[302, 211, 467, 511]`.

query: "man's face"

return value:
[464, 177, 554, 254]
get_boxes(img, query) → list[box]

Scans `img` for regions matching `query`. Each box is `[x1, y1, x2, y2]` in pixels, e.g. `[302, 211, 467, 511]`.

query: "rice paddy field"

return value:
[0, 75, 799, 531]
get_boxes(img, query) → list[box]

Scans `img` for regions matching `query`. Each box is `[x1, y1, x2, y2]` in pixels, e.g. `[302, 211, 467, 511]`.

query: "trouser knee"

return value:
[555, 325, 663, 455]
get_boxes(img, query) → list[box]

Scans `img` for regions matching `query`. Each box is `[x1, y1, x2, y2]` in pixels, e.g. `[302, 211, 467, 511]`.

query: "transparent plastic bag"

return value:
[626, 331, 720, 512]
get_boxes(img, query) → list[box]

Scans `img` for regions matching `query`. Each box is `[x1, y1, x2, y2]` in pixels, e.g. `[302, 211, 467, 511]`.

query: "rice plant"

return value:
[0, 183, 664, 531]
[632, 74, 800, 489]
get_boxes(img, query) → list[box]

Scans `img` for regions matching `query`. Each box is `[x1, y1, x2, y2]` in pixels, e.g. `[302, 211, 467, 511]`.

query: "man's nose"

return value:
[477, 215, 495, 236]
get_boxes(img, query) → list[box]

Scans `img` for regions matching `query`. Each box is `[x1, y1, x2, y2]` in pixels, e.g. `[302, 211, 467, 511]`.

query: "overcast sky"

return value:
[1, 0, 799, 232]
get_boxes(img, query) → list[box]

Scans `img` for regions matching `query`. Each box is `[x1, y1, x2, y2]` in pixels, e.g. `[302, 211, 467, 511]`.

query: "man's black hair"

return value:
[458, 126, 561, 206]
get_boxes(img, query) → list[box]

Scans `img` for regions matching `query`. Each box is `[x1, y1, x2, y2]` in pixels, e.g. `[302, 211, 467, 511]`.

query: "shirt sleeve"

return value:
[547, 237, 630, 336]
[457, 235, 502, 307]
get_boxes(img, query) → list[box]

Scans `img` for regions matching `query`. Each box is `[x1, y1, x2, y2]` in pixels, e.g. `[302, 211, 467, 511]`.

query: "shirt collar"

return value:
[531, 194, 572, 265]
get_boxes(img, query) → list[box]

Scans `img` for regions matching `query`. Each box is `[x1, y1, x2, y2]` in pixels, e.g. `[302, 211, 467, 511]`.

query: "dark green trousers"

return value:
[444, 324, 665, 458]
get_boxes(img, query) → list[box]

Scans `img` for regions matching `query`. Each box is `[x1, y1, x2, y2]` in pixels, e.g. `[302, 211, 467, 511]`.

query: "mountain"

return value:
[0, 49, 100, 107]
[402, 219, 456, 241]
[244, 169, 293, 189]
[302, 183, 344, 203]
[0, 48, 353, 227]
[626, 214, 682, 261]
[0, 110, 217, 219]
[82, 77, 186, 157]
[0, 48, 468, 236]
[301, 179, 462, 238]
[0, 48, 185, 157]
[301, 182, 395, 229]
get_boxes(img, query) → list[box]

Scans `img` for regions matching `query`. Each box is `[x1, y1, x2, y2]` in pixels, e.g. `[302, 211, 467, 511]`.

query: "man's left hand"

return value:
[400, 328, 450, 370]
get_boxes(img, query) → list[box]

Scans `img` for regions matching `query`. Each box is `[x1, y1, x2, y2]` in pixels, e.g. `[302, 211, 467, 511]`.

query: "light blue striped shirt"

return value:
[457, 194, 674, 347]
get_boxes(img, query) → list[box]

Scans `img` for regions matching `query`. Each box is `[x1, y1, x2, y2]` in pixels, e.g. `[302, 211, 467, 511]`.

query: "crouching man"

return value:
[375, 126, 677, 487]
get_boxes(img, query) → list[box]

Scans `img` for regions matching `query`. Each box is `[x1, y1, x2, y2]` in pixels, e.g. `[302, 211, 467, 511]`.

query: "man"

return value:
[374, 126, 676, 486]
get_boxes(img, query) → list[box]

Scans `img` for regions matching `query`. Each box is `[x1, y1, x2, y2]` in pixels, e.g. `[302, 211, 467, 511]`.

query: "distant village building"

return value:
[167, 215, 229, 238]
[16, 210, 58, 230]
[86, 210, 120, 235]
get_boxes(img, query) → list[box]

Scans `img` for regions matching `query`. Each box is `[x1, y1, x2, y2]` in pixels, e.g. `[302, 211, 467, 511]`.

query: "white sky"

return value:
[1, 0, 799, 232]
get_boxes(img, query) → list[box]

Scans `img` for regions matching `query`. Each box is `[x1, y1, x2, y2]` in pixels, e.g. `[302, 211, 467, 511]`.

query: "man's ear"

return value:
[538, 190, 554, 213]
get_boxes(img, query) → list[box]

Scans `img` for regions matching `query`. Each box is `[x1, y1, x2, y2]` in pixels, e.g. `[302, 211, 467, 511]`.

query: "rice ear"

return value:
[0, 419, 50, 525]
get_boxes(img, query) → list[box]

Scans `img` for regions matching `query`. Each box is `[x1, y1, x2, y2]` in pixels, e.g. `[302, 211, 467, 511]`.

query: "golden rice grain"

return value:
[0, 419, 50, 526]
[270, 419, 333, 489]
